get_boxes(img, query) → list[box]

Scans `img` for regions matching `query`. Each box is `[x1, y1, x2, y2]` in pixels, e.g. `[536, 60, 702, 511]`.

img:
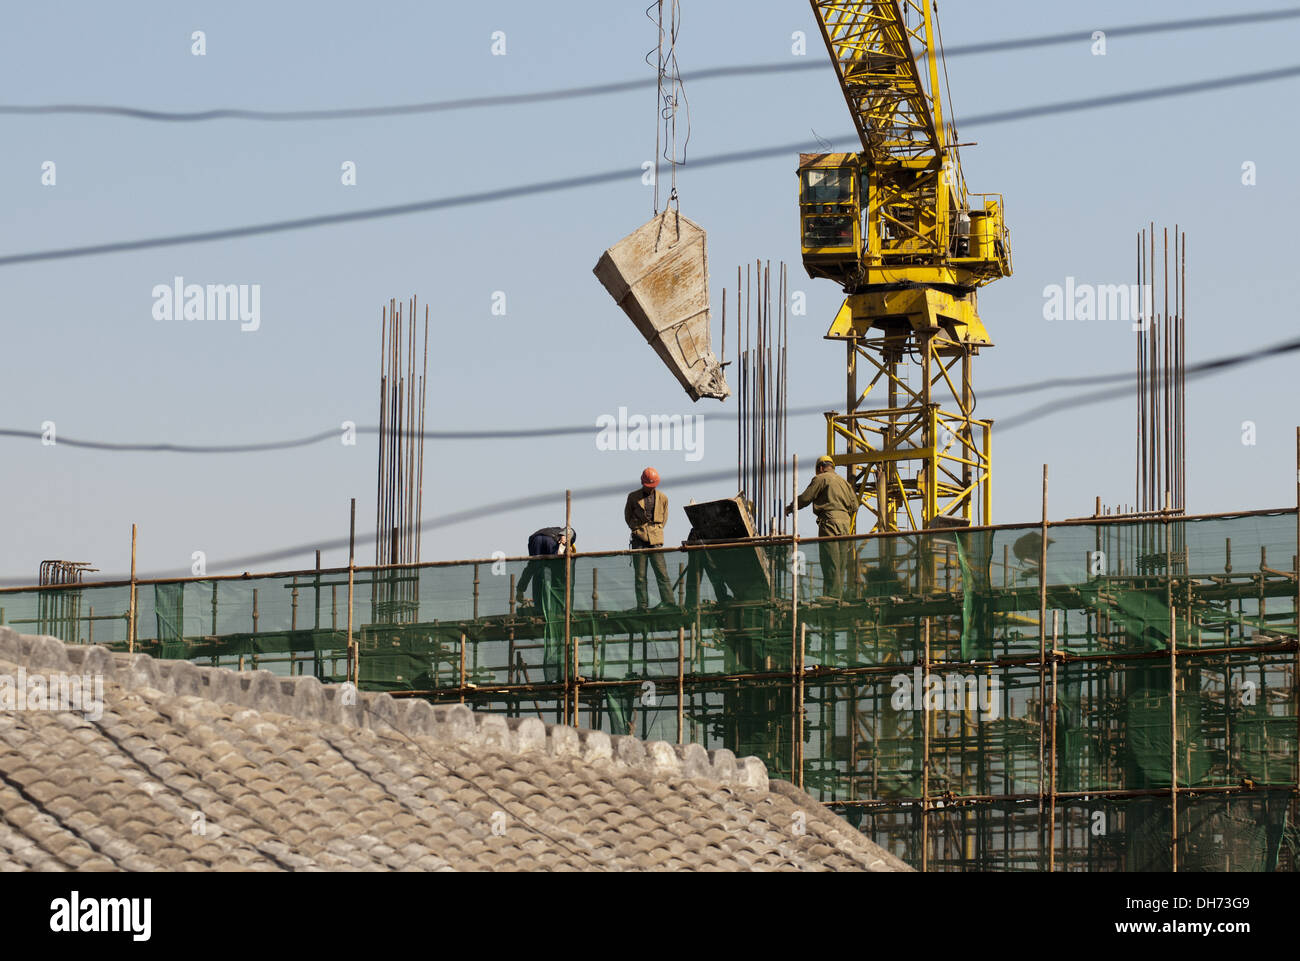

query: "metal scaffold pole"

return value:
[347, 498, 356, 684]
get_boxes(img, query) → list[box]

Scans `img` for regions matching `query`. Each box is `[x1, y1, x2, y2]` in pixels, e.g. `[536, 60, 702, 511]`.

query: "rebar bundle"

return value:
[37, 560, 94, 643]
[374, 296, 429, 623]
[1136, 224, 1186, 514]
[734, 260, 790, 535]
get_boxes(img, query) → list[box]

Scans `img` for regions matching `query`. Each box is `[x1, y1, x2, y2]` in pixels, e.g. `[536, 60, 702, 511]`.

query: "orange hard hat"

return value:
[641, 467, 660, 488]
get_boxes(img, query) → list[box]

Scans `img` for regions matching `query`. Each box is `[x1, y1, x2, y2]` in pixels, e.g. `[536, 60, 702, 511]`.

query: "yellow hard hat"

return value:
[816, 455, 834, 467]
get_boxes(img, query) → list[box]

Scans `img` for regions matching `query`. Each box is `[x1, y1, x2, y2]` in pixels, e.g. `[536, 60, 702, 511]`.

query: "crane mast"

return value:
[800, 0, 1011, 534]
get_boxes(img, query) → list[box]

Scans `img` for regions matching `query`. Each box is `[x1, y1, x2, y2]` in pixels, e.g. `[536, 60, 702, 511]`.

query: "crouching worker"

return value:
[515, 526, 576, 682]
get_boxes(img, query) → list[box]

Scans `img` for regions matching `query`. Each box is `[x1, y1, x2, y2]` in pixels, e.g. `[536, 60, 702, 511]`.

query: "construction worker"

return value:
[787, 455, 857, 600]
[515, 526, 576, 681]
[516, 526, 575, 605]
[1012, 531, 1054, 582]
[625, 467, 675, 610]
[683, 525, 731, 606]
[514, 526, 630, 731]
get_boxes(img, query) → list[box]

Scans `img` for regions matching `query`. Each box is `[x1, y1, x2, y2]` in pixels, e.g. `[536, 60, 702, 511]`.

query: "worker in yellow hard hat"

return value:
[625, 467, 675, 610]
[787, 454, 857, 601]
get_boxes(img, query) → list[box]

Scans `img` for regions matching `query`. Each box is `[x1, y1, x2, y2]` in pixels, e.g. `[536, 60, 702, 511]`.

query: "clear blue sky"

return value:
[2, 0, 1297, 583]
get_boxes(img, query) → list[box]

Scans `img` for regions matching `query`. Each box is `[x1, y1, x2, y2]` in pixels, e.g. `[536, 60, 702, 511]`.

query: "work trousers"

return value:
[817, 511, 853, 598]
[630, 537, 674, 608]
[534, 563, 566, 683]
[685, 549, 729, 605]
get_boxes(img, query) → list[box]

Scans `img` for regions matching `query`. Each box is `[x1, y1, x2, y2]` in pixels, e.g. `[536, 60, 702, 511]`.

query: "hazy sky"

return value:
[2, 0, 1296, 584]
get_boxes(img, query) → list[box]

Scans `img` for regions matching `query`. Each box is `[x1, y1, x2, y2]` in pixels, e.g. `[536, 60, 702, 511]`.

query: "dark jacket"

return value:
[517, 527, 575, 597]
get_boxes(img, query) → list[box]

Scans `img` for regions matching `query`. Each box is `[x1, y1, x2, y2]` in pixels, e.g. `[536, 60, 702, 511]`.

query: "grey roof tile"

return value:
[0, 627, 910, 872]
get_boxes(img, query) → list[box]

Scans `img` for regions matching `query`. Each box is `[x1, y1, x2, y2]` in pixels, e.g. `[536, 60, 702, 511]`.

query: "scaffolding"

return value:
[2, 507, 1297, 871]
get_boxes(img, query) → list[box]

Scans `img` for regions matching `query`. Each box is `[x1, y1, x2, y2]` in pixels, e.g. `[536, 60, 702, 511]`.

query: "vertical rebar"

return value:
[739, 348, 747, 502]
[376, 303, 386, 574]
[1138, 231, 1149, 512]
[417, 306, 429, 566]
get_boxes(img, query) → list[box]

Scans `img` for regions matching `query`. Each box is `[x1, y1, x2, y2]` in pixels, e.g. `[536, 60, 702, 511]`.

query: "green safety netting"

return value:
[3, 510, 1296, 871]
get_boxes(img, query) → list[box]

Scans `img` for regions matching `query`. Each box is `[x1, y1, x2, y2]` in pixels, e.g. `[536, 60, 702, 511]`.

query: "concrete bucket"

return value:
[594, 209, 730, 402]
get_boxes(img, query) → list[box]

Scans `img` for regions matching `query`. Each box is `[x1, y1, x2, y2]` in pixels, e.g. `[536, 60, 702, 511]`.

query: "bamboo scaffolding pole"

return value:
[921, 616, 930, 872]
[565, 489, 574, 726]
[1037, 465, 1048, 866]
[790, 618, 800, 790]
[347, 498, 356, 684]
[1168, 503, 1178, 872]
[677, 625, 685, 745]
[127, 524, 137, 654]
[1048, 609, 1058, 871]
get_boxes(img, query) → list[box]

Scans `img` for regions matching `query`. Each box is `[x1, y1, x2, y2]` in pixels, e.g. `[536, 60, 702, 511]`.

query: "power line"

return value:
[1, 62, 1298, 269]
[0, 423, 593, 453]
[6, 468, 744, 583]
[4, 331, 1295, 583]
[934, 7, 1300, 55]
[2, 8, 1295, 123]
[4, 332, 1299, 454]
[0, 426, 342, 454]
[995, 338, 1300, 429]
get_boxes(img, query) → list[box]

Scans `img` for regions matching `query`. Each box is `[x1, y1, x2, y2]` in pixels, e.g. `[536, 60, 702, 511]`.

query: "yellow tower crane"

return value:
[799, 0, 1011, 533]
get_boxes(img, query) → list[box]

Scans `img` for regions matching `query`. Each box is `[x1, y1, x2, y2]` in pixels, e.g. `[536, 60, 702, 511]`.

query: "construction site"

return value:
[3, 1, 1297, 874]
[5, 498, 1298, 871]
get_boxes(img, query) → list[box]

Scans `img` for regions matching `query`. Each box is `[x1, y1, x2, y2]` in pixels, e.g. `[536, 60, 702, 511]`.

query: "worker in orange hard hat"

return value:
[625, 467, 675, 611]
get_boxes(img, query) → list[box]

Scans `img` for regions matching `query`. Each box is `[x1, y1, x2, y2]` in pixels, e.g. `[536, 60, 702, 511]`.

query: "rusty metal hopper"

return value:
[594, 210, 730, 402]
[682, 496, 770, 601]
[683, 495, 756, 541]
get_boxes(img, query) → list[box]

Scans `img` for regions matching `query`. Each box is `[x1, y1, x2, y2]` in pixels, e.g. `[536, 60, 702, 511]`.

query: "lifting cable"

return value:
[646, 0, 691, 216]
